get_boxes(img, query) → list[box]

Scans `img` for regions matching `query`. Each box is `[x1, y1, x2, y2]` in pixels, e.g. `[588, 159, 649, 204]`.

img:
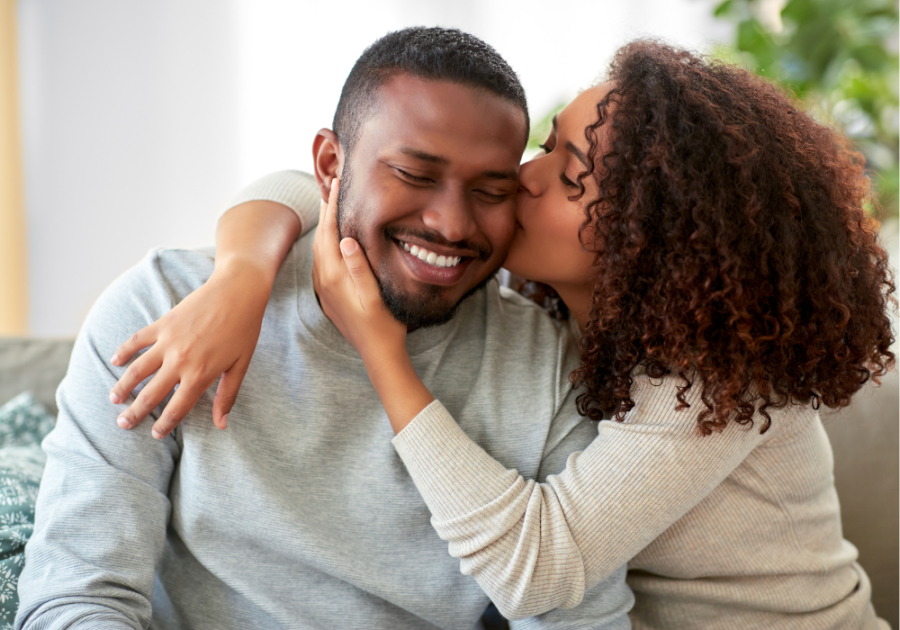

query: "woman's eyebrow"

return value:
[565, 141, 590, 168]
[552, 114, 589, 168]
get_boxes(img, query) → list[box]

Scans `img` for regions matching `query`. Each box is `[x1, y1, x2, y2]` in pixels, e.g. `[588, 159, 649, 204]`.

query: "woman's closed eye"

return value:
[559, 172, 579, 189]
[537, 140, 576, 187]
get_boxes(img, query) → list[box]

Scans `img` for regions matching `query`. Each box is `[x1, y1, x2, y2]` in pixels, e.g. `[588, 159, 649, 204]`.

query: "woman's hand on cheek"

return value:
[312, 179, 408, 364]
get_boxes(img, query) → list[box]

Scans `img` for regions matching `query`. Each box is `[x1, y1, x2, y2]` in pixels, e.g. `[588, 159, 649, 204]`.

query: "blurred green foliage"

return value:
[527, 102, 567, 153]
[713, 0, 899, 217]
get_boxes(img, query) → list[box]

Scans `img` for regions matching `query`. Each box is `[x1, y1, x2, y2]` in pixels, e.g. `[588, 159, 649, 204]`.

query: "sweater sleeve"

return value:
[15, 253, 183, 629]
[391, 373, 774, 619]
[225, 170, 321, 236]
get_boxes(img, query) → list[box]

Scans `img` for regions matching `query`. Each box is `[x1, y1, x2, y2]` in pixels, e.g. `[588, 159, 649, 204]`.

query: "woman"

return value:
[109, 42, 894, 627]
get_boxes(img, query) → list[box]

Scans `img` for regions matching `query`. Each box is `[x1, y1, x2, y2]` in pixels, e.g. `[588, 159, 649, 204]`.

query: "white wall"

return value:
[17, 0, 728, 336]
[18, 0, 241, 336]
[234, 0, 730, 184]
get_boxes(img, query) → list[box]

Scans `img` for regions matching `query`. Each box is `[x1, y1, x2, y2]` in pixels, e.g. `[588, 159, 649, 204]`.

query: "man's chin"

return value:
[380, 287, 461, 329]
[379, 268, 499, 330]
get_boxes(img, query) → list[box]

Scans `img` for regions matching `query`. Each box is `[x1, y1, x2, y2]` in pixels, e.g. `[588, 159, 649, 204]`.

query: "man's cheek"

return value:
[486, 205, 517, 251]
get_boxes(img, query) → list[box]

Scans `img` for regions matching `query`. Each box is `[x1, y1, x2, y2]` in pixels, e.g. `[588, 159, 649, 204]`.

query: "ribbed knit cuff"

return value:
[225, 170, 321, 235]
[16, 605, 139, 629]
[391, 400, 519, 519]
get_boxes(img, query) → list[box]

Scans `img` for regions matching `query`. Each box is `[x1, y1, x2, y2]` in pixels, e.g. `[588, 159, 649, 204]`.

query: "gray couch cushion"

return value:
[0, 338, 75, 416]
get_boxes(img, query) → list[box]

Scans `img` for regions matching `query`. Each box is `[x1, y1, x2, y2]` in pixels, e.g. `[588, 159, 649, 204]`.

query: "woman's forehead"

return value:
[558, 83, 613, 133]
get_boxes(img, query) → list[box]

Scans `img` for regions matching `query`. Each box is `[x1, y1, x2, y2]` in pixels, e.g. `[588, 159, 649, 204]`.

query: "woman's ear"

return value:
[312, 129, 344, 202]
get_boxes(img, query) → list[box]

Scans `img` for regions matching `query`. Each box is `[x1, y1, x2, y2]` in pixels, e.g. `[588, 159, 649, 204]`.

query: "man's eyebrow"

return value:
[398, 146, 449, 165]
[565, 141, 590, 168]
[481, 170, 518, 182]
[397, 145, 516, 182]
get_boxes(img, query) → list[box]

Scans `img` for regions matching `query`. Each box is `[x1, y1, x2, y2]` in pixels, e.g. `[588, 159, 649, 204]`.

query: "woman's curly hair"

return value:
[566, 41, 895, 435]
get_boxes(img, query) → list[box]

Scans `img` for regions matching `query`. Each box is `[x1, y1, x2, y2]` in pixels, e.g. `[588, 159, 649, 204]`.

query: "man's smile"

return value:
[393, 238, 474, 286]
[400, 241, 463, 268]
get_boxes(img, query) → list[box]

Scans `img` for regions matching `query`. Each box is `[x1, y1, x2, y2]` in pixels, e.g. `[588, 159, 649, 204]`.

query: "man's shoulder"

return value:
[496, 283, 540, 309]
[84, 247, 216, 338]
[473, 280, 580, 402]
[135, 246, 216, 296]
[480, 281, 572, 351]
[110, 247, 214, 301]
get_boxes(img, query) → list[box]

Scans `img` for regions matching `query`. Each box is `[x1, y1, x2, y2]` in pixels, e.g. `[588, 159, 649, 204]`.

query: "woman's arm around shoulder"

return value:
[392, 372, 774, 619]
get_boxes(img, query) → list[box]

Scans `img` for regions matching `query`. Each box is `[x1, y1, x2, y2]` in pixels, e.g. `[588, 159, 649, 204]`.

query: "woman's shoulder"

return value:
[624, 367, 817, 441]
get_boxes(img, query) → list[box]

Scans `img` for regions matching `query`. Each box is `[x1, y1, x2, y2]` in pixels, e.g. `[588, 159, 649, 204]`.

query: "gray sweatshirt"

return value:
[16, 234, 633, 629]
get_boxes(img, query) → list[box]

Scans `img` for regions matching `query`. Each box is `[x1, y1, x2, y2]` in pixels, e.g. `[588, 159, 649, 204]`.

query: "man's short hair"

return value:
[333, 26, 529, 157]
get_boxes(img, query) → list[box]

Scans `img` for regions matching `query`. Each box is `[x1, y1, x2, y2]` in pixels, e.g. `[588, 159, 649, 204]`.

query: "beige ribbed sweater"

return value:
[230, 170, 888, 629]
[392, 373, 887, 629]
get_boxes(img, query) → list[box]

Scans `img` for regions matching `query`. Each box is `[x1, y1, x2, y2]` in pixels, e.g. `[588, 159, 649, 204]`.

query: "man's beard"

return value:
[336, 166, 497, 329]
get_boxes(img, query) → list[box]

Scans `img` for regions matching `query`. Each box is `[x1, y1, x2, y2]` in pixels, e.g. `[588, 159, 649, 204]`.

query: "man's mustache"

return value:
[383, 226, 491, 262]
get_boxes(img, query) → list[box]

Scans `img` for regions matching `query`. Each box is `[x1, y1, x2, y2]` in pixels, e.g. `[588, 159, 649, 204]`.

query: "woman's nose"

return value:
[517, 157, 543, 198]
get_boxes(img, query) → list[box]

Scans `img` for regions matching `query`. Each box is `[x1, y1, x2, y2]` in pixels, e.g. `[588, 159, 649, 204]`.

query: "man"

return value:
[16, 28, 632, 629]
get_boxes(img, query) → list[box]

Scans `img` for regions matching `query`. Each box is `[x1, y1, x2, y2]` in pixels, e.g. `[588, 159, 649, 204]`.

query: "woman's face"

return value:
[504, 84, 611, 291]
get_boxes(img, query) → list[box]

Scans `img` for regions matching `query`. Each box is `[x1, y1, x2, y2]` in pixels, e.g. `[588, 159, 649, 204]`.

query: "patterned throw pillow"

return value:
[0, 393, 55, 450]
[0, 393, 54, 629]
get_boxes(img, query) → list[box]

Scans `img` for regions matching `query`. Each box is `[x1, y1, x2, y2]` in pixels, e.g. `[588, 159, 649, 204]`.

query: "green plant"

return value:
[527, 102, 567, 153]
[713, 0, 899, 217]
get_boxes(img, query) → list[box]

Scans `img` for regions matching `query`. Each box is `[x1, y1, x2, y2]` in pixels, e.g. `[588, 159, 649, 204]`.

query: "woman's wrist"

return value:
[213, 252, 281, 288]
[360, 343, 412, 392]
[204, 259, 279, 320]
[214, 200, 302, 285]
[362, 348, 434, 434]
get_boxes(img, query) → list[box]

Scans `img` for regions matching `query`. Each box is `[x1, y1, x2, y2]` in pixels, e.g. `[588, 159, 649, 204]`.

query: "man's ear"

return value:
[312, 129, 344, 202]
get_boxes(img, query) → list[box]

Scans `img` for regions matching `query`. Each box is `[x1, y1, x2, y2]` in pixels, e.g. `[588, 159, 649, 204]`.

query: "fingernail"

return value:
[221, 413, 228, 429]
[340, 239, 357, 256]
[331, 178, 339, 191]
[117, 416, 131, 429]
[152, 429, 162, 439]
[109, 392, 121, 404]
[110, 354, 119, 366]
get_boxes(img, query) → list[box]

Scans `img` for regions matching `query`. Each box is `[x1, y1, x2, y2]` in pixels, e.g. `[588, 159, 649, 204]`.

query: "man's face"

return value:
[336, 75, 527, 328]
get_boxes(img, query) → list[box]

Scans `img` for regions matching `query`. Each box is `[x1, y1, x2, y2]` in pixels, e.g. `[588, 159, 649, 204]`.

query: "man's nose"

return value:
[421, 186, 477, 243]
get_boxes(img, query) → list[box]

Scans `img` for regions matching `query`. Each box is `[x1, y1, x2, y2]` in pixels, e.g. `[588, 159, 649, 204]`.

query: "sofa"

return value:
[1, 336, 897, 627]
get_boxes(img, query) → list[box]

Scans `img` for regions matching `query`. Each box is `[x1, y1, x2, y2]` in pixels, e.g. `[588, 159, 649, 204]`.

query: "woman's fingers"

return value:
[324, 177, 339, 237]
[115, 368, 180, 429]
[313, 178, 344, 292]
[110, 348, 163, 405]
[322, 179, 341, 268]
[339, 238, 383, 313]
[110, 322, 159, 366]
[212, 360, 250, 430]
[149, 378, 215, 439]
[318, 197, 328, 233]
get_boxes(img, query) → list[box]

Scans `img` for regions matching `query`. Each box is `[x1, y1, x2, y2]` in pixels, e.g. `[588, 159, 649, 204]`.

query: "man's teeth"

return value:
[401, 242, 462, 268]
